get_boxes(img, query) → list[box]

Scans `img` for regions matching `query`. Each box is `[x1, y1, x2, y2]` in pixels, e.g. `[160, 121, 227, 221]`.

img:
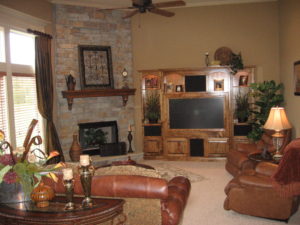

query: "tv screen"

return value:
[169, 97, 224, 129]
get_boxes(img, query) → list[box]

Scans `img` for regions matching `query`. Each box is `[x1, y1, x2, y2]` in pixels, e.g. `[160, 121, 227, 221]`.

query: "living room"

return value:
[0, 0, 299, 224]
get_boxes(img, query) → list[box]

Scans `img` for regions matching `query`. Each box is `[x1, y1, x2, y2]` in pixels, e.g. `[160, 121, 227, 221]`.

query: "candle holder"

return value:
[63, 179, 75, 210]
[127, 131, 133, 153]
[79, 164, 94, 208]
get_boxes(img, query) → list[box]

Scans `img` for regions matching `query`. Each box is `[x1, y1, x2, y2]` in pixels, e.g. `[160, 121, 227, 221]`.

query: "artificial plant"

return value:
[234, 91, 250, 123]
[145, 92, 160, 123]
[247, 80, 284, 142]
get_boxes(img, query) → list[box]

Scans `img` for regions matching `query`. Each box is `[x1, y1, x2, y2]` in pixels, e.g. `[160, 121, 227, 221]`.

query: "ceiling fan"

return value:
[100, 0, 186, 19]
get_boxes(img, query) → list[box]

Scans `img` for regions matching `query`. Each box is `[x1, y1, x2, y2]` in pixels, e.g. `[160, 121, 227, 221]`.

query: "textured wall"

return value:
[279, 0, 300, 138]
[54, 5, 135, 159]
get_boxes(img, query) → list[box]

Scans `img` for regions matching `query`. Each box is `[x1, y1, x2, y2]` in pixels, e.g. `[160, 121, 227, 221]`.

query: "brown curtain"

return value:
[35, 35, 65, 162]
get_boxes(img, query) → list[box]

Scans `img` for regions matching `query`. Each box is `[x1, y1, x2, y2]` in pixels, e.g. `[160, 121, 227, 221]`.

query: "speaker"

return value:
[144, 125, 161, 136]
[185, 75, 206, 92]
[234, 124, 252, 136]
[190, 139, 204, 157]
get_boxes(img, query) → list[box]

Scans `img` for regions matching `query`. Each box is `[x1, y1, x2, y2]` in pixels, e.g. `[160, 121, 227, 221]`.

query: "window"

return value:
[0, 26, 44, 149]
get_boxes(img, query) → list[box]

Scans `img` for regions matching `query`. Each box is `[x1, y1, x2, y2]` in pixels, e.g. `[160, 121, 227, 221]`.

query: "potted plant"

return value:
[235, 91, 250, 123]
[145, 92, 160, 123]
[247, 80, 284, 142]
[0, 132, 63, 203]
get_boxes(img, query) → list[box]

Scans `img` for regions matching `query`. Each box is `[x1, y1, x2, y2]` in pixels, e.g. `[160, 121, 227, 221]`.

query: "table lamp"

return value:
[263, 107, 292, 161]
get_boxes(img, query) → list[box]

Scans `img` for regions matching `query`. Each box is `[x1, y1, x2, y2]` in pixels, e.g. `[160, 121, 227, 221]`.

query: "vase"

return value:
[69, 134, 82, 162]
[0, 182, 31, 203]
[31, 182, 55, 208]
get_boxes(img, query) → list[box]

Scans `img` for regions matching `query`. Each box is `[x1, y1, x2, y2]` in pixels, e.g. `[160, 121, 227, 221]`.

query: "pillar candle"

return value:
[80, 154, 90, 166]
[62, 168, 73, 180]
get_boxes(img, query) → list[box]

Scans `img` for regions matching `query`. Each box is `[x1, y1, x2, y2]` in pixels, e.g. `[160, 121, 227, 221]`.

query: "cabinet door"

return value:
[144, 137, 162, 155]
[206, 138, 229, 157]
[165, 138, 188, 156]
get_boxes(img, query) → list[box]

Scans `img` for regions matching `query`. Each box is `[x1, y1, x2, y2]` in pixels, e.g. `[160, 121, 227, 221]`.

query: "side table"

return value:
[248, 152, 278, 164]
[0, 195, 126, 225]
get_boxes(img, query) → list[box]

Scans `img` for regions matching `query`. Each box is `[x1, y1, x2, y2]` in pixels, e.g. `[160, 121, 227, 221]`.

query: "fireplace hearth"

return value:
[78, 121, 126, 156]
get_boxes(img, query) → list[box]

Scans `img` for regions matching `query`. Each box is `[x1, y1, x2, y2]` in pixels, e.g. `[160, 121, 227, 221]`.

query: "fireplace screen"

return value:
[78, 121, 118, 152]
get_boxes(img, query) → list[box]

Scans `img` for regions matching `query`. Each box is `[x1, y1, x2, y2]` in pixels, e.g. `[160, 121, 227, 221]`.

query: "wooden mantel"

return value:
[62, 89, 136, 110]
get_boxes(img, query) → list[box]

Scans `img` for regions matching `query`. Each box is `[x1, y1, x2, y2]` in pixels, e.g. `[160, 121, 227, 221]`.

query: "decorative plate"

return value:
[214, 47, 233, 65]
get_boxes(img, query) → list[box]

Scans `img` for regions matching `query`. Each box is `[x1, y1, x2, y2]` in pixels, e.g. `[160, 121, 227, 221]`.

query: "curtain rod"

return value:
[27, 29, 52, 39]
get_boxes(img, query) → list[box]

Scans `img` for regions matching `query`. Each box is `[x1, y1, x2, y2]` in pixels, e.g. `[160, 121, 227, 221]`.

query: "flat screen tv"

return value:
[169, 97, 224, 129]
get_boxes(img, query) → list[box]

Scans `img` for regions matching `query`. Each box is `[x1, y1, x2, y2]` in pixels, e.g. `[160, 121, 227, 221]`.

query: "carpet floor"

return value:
[141, 160, 300, 225]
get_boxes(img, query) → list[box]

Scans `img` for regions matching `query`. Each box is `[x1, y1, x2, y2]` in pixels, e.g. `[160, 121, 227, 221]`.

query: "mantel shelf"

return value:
[62, 88, 136, 110]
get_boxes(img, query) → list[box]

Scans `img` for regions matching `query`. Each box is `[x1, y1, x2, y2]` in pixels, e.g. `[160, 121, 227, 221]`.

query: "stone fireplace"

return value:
[54, 4, 135, 160]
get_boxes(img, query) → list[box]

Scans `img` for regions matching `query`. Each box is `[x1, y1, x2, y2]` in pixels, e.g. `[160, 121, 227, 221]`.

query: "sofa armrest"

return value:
[255, 162, 278, 177]
[238, 175, 273, 188]
[162, 176, 191, 225]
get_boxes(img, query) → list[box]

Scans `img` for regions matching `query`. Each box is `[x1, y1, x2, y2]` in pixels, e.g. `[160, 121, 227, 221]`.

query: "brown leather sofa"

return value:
[225, 130, 291, 177]
[44, 165, 191, 225]
[224, 160, 300, 221]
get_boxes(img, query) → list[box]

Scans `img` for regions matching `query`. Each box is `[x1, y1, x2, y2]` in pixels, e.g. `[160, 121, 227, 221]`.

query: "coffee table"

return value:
[0, 195, 125, 225]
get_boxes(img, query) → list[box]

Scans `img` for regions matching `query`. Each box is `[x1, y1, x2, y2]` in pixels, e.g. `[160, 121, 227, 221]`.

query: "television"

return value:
[169, 97, 224, 129]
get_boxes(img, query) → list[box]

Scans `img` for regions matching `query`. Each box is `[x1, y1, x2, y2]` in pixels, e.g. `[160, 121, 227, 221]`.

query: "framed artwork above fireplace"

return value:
[78, 45, 114, 90]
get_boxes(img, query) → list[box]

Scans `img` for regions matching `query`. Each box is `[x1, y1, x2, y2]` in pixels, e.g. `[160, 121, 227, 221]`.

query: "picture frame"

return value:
[78, 45, 114, 89]
[145, 75, 159, 89]
[214, 79, 224, 91]
[294, 60, 300, 95]
[239, 75, 248, 87]
[175, 85, 183, 92]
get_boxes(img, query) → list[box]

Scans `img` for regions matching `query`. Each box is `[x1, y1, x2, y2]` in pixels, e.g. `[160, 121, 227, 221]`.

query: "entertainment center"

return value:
[140, 67, 255, 160]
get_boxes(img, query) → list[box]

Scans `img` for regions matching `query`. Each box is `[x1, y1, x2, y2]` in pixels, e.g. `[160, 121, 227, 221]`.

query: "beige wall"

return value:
[131, 2, 280, 151]
[279, 0, 300, 138]
[0, 0, 52, 22]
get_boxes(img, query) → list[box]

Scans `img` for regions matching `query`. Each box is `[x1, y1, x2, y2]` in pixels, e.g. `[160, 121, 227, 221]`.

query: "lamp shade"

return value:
[264, 107, 292, 131]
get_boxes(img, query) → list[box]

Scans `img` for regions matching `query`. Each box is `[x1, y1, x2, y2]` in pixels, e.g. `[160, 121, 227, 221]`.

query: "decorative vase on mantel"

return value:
[69, 134, 82, 162]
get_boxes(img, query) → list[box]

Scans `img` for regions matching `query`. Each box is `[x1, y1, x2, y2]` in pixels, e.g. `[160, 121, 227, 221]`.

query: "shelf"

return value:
[62, 88, 136, 110]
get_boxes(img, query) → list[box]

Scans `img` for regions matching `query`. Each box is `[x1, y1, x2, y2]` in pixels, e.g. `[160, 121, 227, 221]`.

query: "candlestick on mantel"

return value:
[80, 155, 90, 167]
[128, 124, 132, 132]
[63, 168, 73, 180]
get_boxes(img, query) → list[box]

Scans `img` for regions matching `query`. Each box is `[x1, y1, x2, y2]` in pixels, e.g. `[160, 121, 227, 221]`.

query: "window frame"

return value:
[0, 5, 49, 149]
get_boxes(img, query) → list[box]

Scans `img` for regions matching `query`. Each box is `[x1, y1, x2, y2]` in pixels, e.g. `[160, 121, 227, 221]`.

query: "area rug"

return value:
[139, 160, 206, 183]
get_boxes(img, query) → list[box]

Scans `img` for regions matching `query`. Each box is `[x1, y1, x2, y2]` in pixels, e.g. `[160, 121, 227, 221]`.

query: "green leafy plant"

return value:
[145, 92, 160, 123]
[247, 80, 284, 141]
[235, 91, 250, 123]
[230, 52, 244, 74]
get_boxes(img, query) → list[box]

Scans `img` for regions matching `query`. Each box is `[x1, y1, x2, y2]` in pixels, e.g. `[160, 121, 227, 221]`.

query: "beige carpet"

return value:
[141, 160, 300, 225]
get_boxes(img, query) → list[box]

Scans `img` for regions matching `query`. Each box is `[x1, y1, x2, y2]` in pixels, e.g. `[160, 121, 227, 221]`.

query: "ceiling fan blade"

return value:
[123, 9, 140, 19]
[148, 8, 175, 17]
[97, 6, 135, 11]
[152, 0, 185, 8]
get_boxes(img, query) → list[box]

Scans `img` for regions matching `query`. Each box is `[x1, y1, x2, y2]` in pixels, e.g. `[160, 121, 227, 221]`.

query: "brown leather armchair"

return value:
[224, 143, 300, 221]
[225, 129, 291, 176]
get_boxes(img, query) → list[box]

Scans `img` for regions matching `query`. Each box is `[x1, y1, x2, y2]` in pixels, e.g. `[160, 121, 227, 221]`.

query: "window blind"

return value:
[0, 73, 8, 139]
[12, 74, 41, 147]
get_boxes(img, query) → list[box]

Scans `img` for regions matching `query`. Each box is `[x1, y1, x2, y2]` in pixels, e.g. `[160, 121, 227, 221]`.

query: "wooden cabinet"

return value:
[206, 138, 229, 157]
[139, 66, 255, 160]
[164, 137, 188, 156]
[144, 137, 162, 156]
